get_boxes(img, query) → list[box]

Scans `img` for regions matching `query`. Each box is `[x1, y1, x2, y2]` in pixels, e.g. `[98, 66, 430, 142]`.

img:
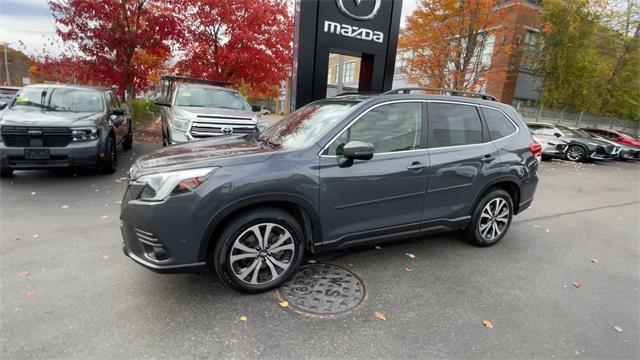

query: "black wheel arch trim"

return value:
[471, 175, 523, 215]
[198, 193, 322, 263]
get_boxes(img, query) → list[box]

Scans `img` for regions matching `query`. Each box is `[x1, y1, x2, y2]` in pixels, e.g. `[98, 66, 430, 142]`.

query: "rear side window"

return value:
[483, 108, 517, 140]
[428, 103, 482, 148]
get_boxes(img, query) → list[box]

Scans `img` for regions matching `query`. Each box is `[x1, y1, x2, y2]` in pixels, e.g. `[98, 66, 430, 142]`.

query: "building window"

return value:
[524, 29, 538, 46]
[343, 62, 355, 82]
[327, 66, 334, 84]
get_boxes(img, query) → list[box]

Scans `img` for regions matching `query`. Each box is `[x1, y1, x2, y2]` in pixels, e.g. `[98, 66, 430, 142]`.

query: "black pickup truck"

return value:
[0, 84, 132, 177]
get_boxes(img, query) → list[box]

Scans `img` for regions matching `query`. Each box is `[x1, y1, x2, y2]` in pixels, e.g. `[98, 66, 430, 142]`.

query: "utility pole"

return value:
[3, 43, 11, 86]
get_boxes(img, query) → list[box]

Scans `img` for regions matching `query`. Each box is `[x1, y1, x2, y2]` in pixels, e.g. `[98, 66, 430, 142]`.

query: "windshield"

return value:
[571, 128, 595, 138]
[12, 87, 104, 112]
[257, 101, 358, 149]
[556, 125, 585, 137]
[175, 85, 250, 110]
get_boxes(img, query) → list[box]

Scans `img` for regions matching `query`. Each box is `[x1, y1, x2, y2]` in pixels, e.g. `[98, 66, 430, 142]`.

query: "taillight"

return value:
[529, 142, 542, 159]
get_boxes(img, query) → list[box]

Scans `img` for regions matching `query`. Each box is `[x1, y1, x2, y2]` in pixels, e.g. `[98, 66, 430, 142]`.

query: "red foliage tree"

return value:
[173, 0, 293, 98]
[49, 0, 179, 98]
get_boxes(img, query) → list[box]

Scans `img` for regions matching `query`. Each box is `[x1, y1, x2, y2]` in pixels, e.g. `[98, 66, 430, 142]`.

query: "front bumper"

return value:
[0, 139, 101, 169]
[119, 185, 209, 273]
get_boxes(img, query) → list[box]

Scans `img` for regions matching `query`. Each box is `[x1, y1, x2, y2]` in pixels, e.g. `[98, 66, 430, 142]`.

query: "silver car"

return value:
[154, 77, 264, 145]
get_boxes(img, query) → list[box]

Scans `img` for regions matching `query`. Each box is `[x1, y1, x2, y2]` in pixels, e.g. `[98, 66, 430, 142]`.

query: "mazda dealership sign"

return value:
[291, 0, 403, 110]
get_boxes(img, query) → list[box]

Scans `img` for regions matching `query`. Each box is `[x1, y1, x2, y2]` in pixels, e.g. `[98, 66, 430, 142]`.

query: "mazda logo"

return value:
[336, 0, 381, 21]
[221, 126, 233, 135]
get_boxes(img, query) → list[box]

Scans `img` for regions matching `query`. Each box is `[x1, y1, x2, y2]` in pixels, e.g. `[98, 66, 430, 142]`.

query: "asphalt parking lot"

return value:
[1, 143, 638, 360]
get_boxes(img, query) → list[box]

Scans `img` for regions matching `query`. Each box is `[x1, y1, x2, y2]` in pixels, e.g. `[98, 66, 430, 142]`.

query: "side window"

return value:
[528, 125, 543, 135]
[542, 127, 557, 136]
[326, 102, 423, 155]
[428, 103, 482, 148]
[483, 108, 517, 140]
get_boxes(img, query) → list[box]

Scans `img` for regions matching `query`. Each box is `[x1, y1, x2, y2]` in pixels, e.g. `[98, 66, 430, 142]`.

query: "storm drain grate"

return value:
[278, 263, 365, 316]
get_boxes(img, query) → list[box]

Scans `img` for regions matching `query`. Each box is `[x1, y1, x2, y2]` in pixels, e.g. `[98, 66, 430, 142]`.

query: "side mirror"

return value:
[154, 97, 171, 107]
[338, 141, 374, 167]
[111, 108, 125, 116]
[251, 105, 261, 112]
[554, 132, 562, 138]
[0, 102, 7, 110]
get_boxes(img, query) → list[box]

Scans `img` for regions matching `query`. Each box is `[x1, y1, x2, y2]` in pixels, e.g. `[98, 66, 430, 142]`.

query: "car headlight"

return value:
[137, 167, 217, 201]
[71, 127, 98, 141]
[170, 117, 190, 132]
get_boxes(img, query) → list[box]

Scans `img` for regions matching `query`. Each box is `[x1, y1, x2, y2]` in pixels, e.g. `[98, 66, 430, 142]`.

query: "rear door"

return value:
[107, 93, 128, 142]
[423, 101, 501, 222]
[319, 101, 429, 249]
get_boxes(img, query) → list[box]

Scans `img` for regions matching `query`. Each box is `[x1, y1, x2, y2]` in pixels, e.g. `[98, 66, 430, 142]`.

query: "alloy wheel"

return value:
[478, 198, 510, 241]
[229, 223, 295, 285]
[566, 146, 584, 161]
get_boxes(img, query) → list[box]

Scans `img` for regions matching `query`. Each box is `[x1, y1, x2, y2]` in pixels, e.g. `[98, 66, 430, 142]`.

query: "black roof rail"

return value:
[334, 91, 379, 97]
[383, 87, 497, 101]
[160, 75, 232, 87]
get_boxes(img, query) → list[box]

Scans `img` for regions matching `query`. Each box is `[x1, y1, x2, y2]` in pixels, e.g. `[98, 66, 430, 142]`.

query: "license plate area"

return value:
[24, 148, 50, 160]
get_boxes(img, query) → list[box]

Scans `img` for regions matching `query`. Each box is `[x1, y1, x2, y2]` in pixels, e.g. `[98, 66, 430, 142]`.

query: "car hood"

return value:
[0, 107, 101, 127]
[174, 106, 258, 121]
[130, 135, 277, 178]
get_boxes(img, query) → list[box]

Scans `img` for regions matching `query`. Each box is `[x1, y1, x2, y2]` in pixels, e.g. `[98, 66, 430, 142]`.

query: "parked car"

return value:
[570, 128, 639, 161]
[0, 86, 21, 109]
[530, 132, 568, 161]
[0, 84, 132, 177]
[580, 127, 640, 149]
[121, 88, 540, 293]
[527, 123, 616, 162]
[154, 76, 264, 146]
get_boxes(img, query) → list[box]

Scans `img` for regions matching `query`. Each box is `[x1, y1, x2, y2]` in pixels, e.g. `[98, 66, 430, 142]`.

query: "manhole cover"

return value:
[278, 263, 365, 316]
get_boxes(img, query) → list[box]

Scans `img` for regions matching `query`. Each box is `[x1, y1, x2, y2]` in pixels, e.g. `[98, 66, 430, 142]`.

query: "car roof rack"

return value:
[160, 75, 232, 87]
[334, 91, 380, 97]
[383, 87, 497, 101]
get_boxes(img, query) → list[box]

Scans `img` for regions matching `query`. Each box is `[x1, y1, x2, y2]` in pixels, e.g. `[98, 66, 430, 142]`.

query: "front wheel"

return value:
[213, 208, 305, 293]
[566, 145, 586, 162]
[98, 137, 117, 174]
[0, 167, 13, 178]
[465, 189, 513, 247]
[122, 126, 133, 151]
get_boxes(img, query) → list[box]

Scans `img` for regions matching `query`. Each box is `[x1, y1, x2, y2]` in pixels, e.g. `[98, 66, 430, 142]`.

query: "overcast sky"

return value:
[0, 0, 419, 56]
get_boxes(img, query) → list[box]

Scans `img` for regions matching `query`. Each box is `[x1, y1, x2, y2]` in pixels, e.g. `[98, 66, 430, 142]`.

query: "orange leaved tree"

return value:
[400, 0, 514, 93]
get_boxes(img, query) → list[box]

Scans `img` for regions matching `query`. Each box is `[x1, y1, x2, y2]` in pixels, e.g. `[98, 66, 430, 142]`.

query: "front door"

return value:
[319, 101, 429, 249]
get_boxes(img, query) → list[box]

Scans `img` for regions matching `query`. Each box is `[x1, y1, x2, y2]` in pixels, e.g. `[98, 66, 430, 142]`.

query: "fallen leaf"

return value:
[17, 271, 29, 278]
[14, 236, 20, 241]
[589, 258, 598, 264]
[61, 205, 69, 209]
[545, 229, 550, 233]
[307, 259, 317, 264]
[374, 245, 382, 250]
[119, 177, 128, 181]
[30, 192, 36, 195]
[25, 291, 33, 298]
[374, 311, 386, 321]
[613, 326, 623, 333]
[533, 225, 541, 228]
[115, 201, 122, 205]
[405, 253, 416, 259]
[347, 263, 354, 268]
[573, 282, 582, 288]
[482, 320, 494, 329]
[114, 179, 122, 183]
[239, 315, 248, 321]
[32, 234, 39, 239]
[103, 255, 109, 260]
[404, 266, 413, 272]
[278, 301, 289, 308]
[101, 215, 109, 220]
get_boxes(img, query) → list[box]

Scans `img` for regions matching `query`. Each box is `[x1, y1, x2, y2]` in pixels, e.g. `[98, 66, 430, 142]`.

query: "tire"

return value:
[98, 137, 117, 174]
[122, 125, 133, 151]
[161, 127, 168, 147]
[464, 189, 514, 247]
[213, 207, 305, 293]
[0, 167, 13, 178]
[566, 145, 586, 162]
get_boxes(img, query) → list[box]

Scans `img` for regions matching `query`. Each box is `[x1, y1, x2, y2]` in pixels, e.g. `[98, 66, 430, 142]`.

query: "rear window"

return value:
[429, 103, 482, 148]
[483, 108, 517, 140]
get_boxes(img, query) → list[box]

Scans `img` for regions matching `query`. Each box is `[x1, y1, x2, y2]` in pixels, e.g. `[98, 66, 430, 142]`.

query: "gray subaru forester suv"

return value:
[120, 88, 540, 293]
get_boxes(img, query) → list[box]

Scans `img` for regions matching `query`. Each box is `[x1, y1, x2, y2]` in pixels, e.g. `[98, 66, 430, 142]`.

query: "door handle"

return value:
[480, 155, 496, 163]
[407, 161, 426, 171]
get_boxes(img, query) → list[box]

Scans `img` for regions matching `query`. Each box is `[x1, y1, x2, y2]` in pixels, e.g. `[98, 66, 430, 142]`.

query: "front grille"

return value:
[605, 145, 615, 154]
[134, 228, 169, 262]
[1, 126, 72, 147]
[190, 122, 257, 137]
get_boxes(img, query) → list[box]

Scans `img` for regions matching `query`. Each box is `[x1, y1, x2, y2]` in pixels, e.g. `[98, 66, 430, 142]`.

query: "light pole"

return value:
[3, 43, 11, 86]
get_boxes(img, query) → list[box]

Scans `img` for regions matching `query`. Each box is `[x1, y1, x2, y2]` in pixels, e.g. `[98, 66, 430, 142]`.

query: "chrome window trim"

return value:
[319, 98, 521, 157]
[319, 99, 428, 158]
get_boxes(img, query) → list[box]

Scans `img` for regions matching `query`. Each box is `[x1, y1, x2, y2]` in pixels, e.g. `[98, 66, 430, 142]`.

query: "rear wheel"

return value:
[566, 145, 586, 162]
[98, 137, 117, 174]
[213, 208, 305, 293]
[0, 167, 13, 178]
[465, 189, 513, 247]
[122, 125, 133, 151]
